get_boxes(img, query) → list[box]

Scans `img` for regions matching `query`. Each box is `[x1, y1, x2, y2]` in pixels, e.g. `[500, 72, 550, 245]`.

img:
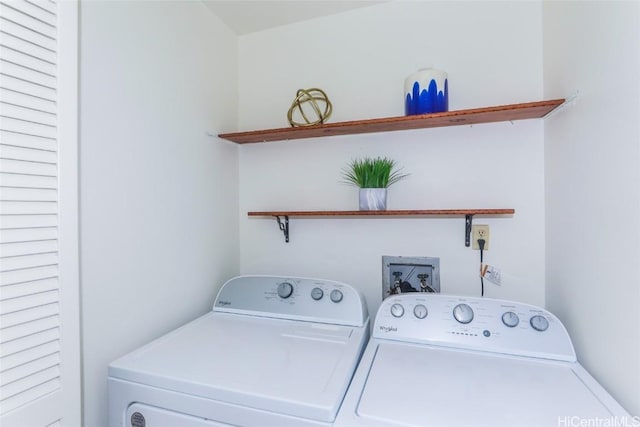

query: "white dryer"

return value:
[108, 275, 369, 427]
[335, 294, 631, 427]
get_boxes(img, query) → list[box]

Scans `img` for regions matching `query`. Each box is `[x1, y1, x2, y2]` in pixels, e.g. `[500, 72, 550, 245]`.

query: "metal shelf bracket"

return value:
[543, 91, 579, 119]
[275, 215, 290, 243]
[465, 214, 473, 247]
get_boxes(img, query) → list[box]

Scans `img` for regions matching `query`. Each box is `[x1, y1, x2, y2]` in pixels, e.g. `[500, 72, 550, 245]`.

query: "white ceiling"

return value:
[203, 1, 386, 35]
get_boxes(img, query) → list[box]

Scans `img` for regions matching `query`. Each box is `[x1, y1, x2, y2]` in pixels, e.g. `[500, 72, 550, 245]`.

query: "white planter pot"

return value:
[404, 68, 449, 115]
[359, 188, 387, 211]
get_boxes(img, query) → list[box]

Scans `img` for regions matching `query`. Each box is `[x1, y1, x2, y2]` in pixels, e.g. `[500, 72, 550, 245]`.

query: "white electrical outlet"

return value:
[484, 265, 502, 285]
[471, 225, 490, 250]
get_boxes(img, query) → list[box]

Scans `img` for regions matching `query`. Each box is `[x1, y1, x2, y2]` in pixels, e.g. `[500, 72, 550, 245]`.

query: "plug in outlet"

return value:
[472, 225, 490, 250]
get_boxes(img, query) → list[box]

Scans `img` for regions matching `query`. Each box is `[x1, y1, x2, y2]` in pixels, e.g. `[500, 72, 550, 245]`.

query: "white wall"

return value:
[238, 1, 546, 318]
[543, 1, 640, 416]
[74, 0, 640, 422]
[79, 2, 239, 425]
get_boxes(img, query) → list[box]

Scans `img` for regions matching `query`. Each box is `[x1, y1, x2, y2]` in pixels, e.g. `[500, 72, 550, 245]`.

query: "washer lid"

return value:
[109, 312, 367, 422]
[355, 342, 617, 427]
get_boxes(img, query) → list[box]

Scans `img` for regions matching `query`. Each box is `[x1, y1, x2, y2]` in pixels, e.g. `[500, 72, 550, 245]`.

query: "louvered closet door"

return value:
[0, 0, 80, 426]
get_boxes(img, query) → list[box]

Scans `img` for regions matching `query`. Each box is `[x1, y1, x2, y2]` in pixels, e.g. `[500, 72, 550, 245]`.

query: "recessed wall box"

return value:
[382, 256, 440, 300]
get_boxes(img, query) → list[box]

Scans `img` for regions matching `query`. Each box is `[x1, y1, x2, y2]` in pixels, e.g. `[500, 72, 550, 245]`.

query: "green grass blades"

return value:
[341, 157, 408, 188]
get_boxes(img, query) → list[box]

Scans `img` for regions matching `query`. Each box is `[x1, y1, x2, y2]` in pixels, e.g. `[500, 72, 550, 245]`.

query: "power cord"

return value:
[478, 239, 486, 297]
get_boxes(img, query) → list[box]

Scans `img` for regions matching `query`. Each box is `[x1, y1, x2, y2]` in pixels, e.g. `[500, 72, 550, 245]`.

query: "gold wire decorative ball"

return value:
[287, 88, 333, 127]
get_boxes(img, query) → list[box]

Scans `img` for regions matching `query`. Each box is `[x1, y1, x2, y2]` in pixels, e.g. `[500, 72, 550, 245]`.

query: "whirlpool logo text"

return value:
[378, 325, 397, 333]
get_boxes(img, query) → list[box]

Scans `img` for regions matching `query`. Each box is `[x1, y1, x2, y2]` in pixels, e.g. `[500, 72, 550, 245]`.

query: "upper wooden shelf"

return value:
[248, 209, 515, 217]
[219, 99, 564, 144]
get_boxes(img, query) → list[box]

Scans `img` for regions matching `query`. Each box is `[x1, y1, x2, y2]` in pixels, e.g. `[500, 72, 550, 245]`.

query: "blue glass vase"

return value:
[404, 68, 448, 115]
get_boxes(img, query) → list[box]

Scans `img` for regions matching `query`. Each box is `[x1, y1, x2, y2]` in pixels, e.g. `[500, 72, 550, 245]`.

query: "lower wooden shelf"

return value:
[248, 209, 515, 244]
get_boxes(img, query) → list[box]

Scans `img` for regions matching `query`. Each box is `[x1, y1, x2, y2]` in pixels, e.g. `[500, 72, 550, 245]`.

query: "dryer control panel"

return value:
[214, 275, 368, 327]
[373, 294, 576, 361]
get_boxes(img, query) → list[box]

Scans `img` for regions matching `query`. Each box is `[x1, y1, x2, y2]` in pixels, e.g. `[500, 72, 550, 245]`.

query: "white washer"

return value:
[335, 294, 631, 427]
[108, 275, 369, 427]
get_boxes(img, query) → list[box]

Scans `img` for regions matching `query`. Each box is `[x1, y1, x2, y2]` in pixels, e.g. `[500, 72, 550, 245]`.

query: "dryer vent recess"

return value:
[382, 256, 440, 300]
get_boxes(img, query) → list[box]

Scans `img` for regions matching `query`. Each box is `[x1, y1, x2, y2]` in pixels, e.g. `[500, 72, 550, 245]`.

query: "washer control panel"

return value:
[373, 294, 576, 361]
[214, 275, 368, 327]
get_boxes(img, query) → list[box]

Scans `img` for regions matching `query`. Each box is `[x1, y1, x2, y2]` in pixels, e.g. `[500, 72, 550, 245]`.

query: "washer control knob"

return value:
[311, 287, 324, 300]
[530, 315, 549, 332]
[390, 303, 405, 318]
[502, 311, 520, 328]
[330, 289, 343, 303]
[277, 282, 294, 299]
[413, 304, 428, 319]
[453, 303, 474, 324]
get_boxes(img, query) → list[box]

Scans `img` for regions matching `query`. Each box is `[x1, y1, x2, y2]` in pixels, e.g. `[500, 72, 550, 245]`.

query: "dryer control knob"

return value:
[530, 315, 549, 332]
[277, 282, 294, 299]
[502, 311, 520, 328]
[330, 289, 343, 303]
[413, 304, 428, 319]
[391, 303, 405, 318]
[311, 287, 324, 300]
[453, 303, 474, 324]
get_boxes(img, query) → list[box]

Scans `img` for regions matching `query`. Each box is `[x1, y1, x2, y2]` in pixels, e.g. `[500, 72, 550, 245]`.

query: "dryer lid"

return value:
[109, 312, 368, 422]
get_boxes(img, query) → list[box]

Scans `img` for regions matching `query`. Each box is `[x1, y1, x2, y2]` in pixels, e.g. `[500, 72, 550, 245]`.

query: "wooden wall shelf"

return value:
[220, 99, 564, 144]
[248, 209, 514, 217]
[248, 209, 515, 244]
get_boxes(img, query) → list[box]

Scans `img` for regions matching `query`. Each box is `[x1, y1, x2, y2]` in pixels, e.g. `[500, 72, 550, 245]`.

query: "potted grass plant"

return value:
[342, 157, 408, 210]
